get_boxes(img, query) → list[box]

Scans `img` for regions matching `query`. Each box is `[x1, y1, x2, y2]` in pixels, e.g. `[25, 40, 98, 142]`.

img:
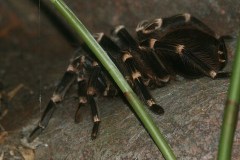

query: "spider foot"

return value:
[215, 72, 231, 79]
[28, 123, 45, 142]
[74, 104, 85, 123]
[91, 121, 100, 140]
[149, 104, 164, 115]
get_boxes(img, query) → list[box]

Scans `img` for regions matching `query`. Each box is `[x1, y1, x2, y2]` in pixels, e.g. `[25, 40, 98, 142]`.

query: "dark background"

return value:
[0, 0, 239, 159]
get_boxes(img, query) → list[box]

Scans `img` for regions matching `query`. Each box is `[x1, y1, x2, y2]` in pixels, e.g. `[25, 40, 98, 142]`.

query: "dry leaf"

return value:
[18, 147, 35, 160]
[0, 131, 8, 144]
[0, 152, 4, 160]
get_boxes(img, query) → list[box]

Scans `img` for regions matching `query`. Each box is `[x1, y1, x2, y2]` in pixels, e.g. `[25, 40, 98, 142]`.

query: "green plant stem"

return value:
[50, 0, 176, 159]
[217, 32, 240, 159]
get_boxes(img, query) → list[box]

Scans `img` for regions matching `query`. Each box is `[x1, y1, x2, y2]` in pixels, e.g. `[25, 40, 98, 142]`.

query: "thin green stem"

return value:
[50, 0, 176, 159]
[217, 32, 240, 159]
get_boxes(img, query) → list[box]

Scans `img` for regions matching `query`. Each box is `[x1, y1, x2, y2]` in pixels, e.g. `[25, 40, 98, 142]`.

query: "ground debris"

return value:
[0, 131, 8, 144]
[18, 147, 35, 160]
[20, 137, 44, 150]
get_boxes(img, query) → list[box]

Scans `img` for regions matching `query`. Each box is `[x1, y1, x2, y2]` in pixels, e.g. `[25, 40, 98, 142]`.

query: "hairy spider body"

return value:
[29, 13, 229, 142]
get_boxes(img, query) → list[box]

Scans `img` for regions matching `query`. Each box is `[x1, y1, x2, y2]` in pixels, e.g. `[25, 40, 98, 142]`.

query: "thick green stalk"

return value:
[217, 32, 240, 159]
[50, 0, 176, 159]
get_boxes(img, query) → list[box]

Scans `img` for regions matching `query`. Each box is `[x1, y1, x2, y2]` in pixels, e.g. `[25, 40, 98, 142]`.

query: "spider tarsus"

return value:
[28, 126, 44, 142]
[74, 106, 82, 124]
[91, 132, 97, 140]
[220, 35, 237, 42]
[91, 121, 100, 140]
[215, 72, 231, 79]
[150, 104, 164, 115]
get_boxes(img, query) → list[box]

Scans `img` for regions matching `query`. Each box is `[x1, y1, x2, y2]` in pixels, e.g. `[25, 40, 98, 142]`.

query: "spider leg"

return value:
[70, 53, 113, 139]
[98, 71, 118, 97]
[96, 32, 164, 115]
[81, 41, 119, 97]
[71, 53, 116, 139]
[213, 36, 231, 78]
[162, 13, 216, 36]
[28, 56, 82, 142]
[142, 25, 230, 79]
[136, 13, 216, 41]
[86, 62, 101, 139]
[112, 25, 138, 49]
[74, 54, 94, 123]
[122, 50, 164, 114]
[180, 48, 230, 79]
[113, 26, 171, 86]
[214, 72, 231, 78]
[74, 78, 87, 123]
[218, 36, 228, 69]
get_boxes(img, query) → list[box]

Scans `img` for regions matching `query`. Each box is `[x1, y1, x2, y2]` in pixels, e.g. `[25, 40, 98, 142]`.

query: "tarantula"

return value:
[28, 13, 229, 142]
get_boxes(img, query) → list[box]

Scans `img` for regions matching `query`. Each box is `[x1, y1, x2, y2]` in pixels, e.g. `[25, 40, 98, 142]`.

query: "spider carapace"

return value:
[28, 13, 229, 141]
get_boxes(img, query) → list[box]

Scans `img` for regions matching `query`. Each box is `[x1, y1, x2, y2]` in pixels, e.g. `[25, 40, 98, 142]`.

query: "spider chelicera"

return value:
[28, 13, 229, 142]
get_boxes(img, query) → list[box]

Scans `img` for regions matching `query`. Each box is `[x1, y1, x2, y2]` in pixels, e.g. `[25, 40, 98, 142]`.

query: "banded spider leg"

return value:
[87, 32, 166, 116]
[136, 13, 230, 79]
[28, 52, 119, 141]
